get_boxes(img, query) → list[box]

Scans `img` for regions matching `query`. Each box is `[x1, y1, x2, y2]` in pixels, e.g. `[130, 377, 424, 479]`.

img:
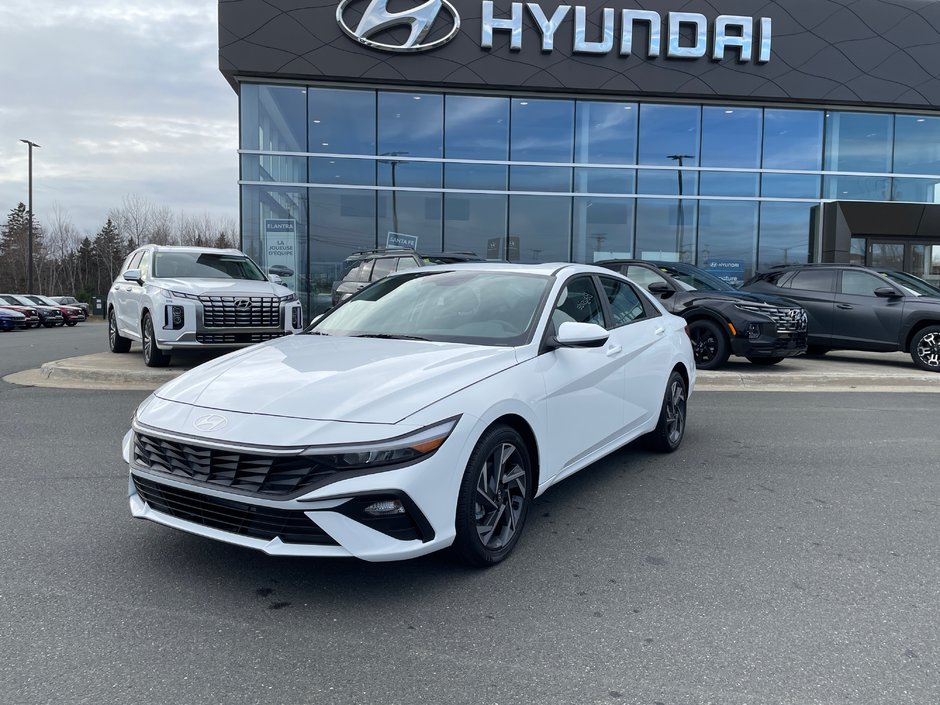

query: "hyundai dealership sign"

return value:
[337, 0, 771, 61]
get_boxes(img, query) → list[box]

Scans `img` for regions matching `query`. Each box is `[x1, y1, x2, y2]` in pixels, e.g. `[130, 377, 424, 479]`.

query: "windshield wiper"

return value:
[353, 333, 430, 341]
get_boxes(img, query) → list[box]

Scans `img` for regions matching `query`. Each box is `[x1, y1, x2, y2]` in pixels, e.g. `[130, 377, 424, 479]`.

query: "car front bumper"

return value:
[730, 330, 807, 358]
[152, 299, 304, 349]
[123, 420, 470, 562]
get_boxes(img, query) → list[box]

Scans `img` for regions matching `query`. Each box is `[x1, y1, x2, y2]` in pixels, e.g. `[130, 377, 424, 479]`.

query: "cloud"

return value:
[0, 0, 237, 234]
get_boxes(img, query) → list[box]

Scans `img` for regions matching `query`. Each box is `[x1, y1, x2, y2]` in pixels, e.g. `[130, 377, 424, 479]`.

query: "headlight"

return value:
[169, 290, 200, 300]
[302, 417, 459, 470]
[278, 293, 298, 302]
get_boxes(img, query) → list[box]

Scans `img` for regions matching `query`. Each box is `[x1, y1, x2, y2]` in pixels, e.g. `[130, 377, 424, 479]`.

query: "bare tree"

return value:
[109, 194, 154, 248]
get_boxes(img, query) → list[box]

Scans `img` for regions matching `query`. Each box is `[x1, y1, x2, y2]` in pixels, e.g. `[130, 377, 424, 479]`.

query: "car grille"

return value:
[736, 304, 807, 333]
[195, 332, 287, 344]
[133, 475, 338, 545]
[199, 295, 280, 328]
[134, 433, 336, 497]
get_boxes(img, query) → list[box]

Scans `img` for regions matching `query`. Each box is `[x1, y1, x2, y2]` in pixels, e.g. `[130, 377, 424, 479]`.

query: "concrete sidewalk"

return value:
[4, 346, 940, 392]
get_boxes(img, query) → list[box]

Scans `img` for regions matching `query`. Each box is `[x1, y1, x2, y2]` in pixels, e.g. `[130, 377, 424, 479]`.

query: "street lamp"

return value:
[379, 151, 409, 240]
[667, 154, 694, 257]
[20, 139, 40, 293]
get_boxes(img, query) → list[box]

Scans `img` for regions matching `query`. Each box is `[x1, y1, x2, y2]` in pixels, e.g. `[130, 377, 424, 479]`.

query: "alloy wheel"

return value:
[664, 377, 686, 446]
[474, 442, 527, 551]
[916, 331, 940, 368]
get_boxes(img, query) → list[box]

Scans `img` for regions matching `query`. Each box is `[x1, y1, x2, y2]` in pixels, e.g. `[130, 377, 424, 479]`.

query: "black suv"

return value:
[598, 260, 807, 369]
[331, 249, 484, 306]
[742, 263, 940, 372]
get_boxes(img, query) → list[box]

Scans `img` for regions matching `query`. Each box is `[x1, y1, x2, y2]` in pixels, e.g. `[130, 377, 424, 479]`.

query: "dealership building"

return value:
[219, 0, 940, 314]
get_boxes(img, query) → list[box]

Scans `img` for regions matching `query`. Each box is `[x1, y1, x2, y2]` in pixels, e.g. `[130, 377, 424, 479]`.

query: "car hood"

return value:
[151, 278, 291, 297]
[683, 289, 802, 307]
[153, 334, 520, 424]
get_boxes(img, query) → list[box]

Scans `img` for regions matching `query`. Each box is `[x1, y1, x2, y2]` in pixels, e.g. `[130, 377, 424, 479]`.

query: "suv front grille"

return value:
[199, 295, 280, 328]
[134, 433, 336, 497]
[195, 332, 286, 344]
[736, 304, 807, 333]
[133, 475, 338, 545]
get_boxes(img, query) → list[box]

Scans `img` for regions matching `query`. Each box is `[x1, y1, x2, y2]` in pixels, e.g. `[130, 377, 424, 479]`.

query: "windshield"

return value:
[153, 252, 266, 280]
[24, 295, 53, 306]
[661, 264, 736, 292]
[311, 270, 551, 345]
[878, 270, 940, 297]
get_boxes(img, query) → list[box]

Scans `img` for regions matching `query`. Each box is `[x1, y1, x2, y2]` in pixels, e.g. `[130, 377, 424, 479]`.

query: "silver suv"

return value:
[107, 245, 303, 367]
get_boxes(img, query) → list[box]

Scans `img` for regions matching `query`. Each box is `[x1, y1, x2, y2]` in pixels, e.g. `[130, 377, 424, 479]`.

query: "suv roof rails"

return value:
[768, 262, 869, 270]
[346, 247, 418, 257]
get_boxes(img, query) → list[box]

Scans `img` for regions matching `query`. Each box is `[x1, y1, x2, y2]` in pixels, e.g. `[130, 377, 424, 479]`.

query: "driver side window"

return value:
[553, 276, 604, 330]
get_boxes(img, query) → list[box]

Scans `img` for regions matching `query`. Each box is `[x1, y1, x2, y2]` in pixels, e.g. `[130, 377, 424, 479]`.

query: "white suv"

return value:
[107, 245, 303, 367]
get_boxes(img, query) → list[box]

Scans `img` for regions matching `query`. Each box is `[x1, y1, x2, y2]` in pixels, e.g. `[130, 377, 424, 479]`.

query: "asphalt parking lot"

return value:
[1, 324, 937, 705]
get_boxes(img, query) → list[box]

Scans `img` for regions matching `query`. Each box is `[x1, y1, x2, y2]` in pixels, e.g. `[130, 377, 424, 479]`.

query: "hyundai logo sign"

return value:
[336, 0, 771, 62]
[336, 0, 461, 52]
[193, 414, 228, 432]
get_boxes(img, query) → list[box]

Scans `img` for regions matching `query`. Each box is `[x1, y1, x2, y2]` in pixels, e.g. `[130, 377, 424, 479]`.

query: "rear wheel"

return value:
[453, 425, 532, 567]
[746, 356, 784, 366]
[141, 312, 170, 367]
[108, 310, 131, 353]
[645, 371, 688, 453]
[65, 320, 77, 327]
[911, 326, 940, 372]
[687, 319, 730, 370]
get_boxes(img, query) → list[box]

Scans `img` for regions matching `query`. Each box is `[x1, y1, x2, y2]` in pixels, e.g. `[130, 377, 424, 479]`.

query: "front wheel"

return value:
[453, 425, 532, 567]
[746, 356, 784, 366]
[65, 321, 77, 327]
[911, 325, 940, 372]
[141, 312, 171, 367]
[645, 371, 688, 453]
[687, 319, 730, 370]
[805, 345, 830, 356]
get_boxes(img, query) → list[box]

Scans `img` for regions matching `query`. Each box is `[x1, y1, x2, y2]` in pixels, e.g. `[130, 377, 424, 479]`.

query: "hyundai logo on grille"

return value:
[234, 299, 252, 312]
[336, 0, 461, 53]
[193, 414, 228, 432]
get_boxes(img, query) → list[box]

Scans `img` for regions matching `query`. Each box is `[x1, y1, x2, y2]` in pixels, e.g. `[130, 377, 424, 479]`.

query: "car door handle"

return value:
[606, 345, 623, 356]
[655, 327, 665, 336]
[836, 303, 853, 310]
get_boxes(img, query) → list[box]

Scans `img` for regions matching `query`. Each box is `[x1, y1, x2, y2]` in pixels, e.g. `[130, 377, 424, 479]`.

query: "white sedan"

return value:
[124, 263, 695, 566]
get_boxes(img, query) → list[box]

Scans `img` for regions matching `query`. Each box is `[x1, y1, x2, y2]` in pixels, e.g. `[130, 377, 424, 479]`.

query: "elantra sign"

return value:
[337, 0, 772, 61]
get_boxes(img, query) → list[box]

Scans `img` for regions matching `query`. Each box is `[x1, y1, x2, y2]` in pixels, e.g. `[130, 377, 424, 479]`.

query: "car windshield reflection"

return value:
[311, 270, 550, 345]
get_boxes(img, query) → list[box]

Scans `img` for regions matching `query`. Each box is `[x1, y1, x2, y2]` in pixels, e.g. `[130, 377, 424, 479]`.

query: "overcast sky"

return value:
[0, 0, 238, 236]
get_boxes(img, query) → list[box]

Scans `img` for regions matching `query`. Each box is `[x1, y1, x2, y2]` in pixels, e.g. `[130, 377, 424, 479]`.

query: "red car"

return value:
[0, 295, 40, 328]
[21, 294, 87, 326]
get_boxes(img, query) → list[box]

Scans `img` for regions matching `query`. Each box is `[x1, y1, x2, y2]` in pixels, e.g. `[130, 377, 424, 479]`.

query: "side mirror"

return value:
[874, 286, 901, 298]
[647, 281, 673, 296]
[269, 274, 283, 285]
[122, 269, 143, 285]
[555, 321, 609, 348]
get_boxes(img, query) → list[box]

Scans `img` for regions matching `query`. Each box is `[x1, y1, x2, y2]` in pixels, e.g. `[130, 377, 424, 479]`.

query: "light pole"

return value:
[20, 139, 40, 293]
[668, 154, 694, 257]
[379, 151, 409, 241]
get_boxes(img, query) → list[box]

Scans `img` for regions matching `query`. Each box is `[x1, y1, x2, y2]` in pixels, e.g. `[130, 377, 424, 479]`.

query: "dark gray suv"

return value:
[742, 264, 940, 371]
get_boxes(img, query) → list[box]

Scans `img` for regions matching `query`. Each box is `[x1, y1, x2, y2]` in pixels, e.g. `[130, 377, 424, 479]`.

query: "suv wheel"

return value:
[141, 311, 171, 367]
[911, 326, 940, 372]
[108, 310, 131, 353]
[687, 319, 730, 370]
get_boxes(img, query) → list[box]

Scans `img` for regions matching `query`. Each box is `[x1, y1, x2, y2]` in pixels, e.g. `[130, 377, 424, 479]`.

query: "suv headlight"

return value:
[278, 293, 298, 302]
[302, 417, 459, 470]
[169, 290, 200, 300]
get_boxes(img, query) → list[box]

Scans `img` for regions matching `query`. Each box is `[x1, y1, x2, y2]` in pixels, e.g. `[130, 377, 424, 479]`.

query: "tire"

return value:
[645, 371, 688, 453]
[65, 321, 77, 327]
[453, 424, 532, 567]
[43, 321, 56, 328]
[108, 310, 131, 353]
[746, 356, 784, 366]
[141, 312, 171, 367]
[910, 325, 940, 372]
[805, 345, 830, 356]
[687, 319, 730, 370]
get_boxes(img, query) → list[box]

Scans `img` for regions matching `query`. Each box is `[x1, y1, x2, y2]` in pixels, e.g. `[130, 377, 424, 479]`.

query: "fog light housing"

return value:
[363, 499, 406, 516]
[164, 305, 184, 330]
[746, 322, 761, 339]
[292, 306, 302, 328]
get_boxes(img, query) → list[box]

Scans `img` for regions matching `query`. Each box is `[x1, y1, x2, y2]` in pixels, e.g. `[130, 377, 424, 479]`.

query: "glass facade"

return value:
[240, 83, 940, 314]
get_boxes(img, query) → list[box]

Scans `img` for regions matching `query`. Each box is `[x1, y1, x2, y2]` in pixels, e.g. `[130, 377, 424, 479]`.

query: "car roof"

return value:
[414, 261, 622, 278]
[140, 245, 244, 255]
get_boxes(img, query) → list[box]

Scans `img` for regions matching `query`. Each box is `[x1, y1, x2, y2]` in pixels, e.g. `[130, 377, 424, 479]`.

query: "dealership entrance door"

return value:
[819, 201, 940, 286]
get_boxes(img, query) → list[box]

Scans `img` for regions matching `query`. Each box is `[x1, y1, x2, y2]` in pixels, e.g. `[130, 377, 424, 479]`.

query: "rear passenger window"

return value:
[344, 260, 372, 283]
[396, 257, 420, 271]
[370, 258, 397, 281]
[600, 277, 648, 327]
[785, 269, 836, 292]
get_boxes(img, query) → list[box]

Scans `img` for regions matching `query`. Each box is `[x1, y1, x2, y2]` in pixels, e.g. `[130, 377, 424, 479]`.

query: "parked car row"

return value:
[0, 293, 87, 330]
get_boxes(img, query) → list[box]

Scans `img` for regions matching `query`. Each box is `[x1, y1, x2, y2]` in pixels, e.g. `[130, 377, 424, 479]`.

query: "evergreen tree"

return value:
[0, 203, 38, 292]
[92, 218, 124, 293]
